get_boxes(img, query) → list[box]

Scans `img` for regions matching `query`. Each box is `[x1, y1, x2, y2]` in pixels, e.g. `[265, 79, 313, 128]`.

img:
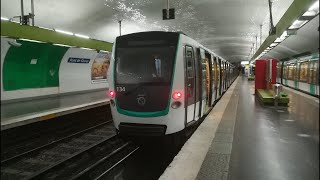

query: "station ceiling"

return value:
[1, 0, 318, 62]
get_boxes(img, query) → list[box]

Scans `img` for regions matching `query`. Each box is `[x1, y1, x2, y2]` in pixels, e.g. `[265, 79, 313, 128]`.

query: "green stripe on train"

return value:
[3, 40, 69, 91]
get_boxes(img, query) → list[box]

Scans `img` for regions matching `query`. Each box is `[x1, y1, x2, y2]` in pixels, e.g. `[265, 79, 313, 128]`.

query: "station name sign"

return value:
[68, 57, 90, 64]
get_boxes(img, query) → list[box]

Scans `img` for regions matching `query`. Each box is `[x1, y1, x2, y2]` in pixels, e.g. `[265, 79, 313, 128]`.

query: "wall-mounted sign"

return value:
[68, 57, 90, 64]
[91, 52, 111, 83]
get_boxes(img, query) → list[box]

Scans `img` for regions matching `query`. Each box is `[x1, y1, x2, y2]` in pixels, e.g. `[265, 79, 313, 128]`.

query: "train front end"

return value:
[108, 32, 185, 136]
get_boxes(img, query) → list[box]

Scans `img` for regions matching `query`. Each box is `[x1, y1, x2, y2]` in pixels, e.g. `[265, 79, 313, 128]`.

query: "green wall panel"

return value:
[3, 41, 69, 91]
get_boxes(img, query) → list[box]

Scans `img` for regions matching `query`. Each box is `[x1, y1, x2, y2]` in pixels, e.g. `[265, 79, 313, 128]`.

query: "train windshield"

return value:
[115, 46, 176, 85]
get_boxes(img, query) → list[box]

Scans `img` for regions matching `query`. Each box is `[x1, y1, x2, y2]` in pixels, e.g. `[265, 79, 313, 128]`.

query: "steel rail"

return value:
[70, 143, 139, 180]
[23, 135, 118, 180]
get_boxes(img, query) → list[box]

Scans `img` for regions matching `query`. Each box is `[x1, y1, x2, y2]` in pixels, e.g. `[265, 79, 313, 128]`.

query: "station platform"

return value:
[160, 76, 319, 180]
[1, 89, 110, 130]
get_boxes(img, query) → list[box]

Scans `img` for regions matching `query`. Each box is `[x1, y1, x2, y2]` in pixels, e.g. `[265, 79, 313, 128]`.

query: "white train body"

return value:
[107, 32, 237, 136]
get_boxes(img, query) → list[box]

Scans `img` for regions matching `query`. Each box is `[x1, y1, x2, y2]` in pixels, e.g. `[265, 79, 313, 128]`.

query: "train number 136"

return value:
[116, 87, 126, 92]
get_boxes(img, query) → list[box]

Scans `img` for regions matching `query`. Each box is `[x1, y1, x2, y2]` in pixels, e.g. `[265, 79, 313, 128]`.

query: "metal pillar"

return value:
[268, 0, 275, 30]
[20, 0, 24, 24]
[255, 35, 258, 51]
[31, 0, 35, 26]
[118, 20, 122, 36]
[167, 0, 170, 19]
[260, 25, 262, 46]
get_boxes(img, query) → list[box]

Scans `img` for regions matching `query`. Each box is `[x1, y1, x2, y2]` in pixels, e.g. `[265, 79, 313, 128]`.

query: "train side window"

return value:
[312, 61, 318, 84]
[316, 61, 319, 85]
[283, 65, 287, 79]
[299, 61, 308, 82]
[293, 62, 298, 81]
[288, 63, 294, 80]
[308, 61, 315, 84]
[276, 63, 281, 78]
[185, 46, 195, 98]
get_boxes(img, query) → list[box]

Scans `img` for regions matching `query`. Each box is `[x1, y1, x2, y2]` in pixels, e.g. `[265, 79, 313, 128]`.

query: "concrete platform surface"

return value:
[159, 77, 240, 180]
[1, 90, 110, 130]
[160, 76, 319, 180]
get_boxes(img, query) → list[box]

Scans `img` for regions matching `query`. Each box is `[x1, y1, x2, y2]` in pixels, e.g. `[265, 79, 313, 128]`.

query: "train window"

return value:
[316, 60, 319, 85]
[311, 61, 318, 84]
[308, 61, 314, 84]
[299, 61, 308, 82]
[213, 57, 217, 87]
[283, 65, 288, 79]
[276, 63, 281, 78]
[186, 47, 194, 78]
[185, 46, 195, 99]
[288, 63, 294, 80]
[217, 64, 220, 80]
[293, 63, 298, 81]
[201, 50, 208, 97]
[115, 46, 175, 84]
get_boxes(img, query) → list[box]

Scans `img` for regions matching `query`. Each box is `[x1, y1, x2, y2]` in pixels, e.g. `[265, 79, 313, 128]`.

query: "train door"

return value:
[199, 48, 210, 115]
[211, 55, 216, 105]
[218, 58, 222, 96]
[184, 46, 196, 123]
[226, 63, 229, 87]
[205, 52, 212, 109]
[213, 57, 218, 101]
[221, 61, 225, 92]
[225, 62, 228, 89]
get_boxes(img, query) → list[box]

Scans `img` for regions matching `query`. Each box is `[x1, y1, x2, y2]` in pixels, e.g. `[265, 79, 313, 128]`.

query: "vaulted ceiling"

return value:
[2, 0, 317, 62]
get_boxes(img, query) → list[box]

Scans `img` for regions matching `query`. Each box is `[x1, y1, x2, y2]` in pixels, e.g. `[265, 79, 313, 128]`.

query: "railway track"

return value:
[1, 105, 112, 161]
[1, 121, 138, 180]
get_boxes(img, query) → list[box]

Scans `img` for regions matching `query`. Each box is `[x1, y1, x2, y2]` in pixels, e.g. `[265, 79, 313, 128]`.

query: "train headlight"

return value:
[171, 101, 181, 109]
[172, 91, 182, 100]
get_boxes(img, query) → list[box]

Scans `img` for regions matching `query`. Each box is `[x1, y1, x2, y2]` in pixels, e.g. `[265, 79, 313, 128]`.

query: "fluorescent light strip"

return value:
[80, 47, 95, 51]
[308, 0, 319, 12]
[55, 29, 73, 35]
[288, 20, 308, 29]
[19, 38, 44, 43]
[241, 61, 249, 65]
[38, 26, 54, 31]
[75, 34, 90, 39]
[270, 43, 278, 47]
[53, 43, 73, 47]
[1, 17, 9, 21]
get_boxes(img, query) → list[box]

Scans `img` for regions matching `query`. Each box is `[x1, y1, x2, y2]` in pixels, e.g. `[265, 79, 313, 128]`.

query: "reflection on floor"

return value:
[228, 76, 319, 180]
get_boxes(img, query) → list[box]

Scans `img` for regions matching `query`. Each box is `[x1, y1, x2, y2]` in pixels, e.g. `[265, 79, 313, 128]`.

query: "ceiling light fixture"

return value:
[270, 43, 278, 47]
[19, 38, 45, 43]
[55, 29, 73, 35]
[1, 17, 9, 21]
[80, 47, 95, 51]
[274, 31, 289, 43]
[38, 26, 54, 31]
[288, 20, 308, 29]
[75, 34, 90, 39]
[303, 0, 320, 16]
[53, 43, 73, 47]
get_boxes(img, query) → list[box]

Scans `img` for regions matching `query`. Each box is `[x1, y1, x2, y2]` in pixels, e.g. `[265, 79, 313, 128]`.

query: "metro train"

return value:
[277, 53, 319, 97]
[107, 31, 237, 141]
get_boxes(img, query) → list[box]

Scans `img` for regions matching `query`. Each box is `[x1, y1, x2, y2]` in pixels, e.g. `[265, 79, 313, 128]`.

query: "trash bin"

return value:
[272, 84, 282, 99]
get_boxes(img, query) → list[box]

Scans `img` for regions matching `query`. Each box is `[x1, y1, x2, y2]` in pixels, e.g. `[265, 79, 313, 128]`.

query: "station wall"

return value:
[1, 38, 111, 101]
